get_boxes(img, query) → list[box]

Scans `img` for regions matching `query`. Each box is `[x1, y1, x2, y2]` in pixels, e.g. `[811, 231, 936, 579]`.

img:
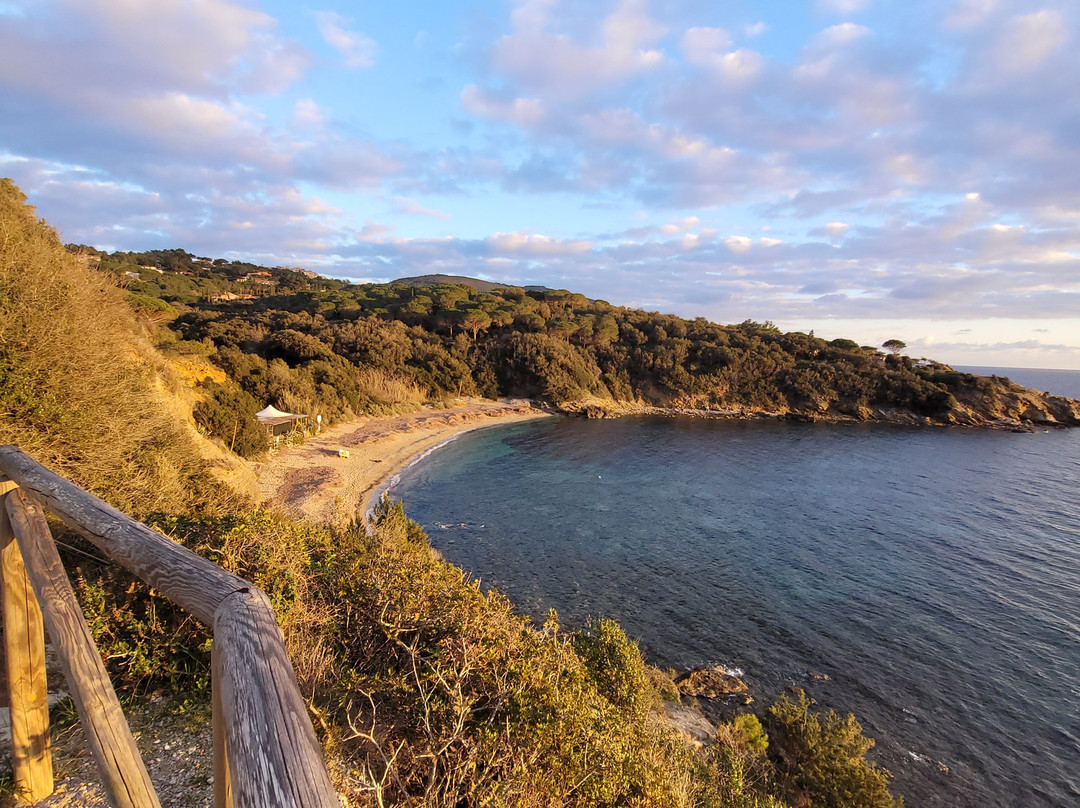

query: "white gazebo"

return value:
[255, 405, 307, 436]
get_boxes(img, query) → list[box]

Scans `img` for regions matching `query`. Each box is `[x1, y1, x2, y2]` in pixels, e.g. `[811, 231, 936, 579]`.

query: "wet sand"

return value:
[255, 398, 551, 525]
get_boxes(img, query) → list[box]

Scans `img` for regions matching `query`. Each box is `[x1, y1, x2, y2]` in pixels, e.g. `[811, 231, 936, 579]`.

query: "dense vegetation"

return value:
[3, 177, 916, 806]
[77, 501, 900, 808]
[0, 180, 234, 514]
[74, 242, 1075, 459]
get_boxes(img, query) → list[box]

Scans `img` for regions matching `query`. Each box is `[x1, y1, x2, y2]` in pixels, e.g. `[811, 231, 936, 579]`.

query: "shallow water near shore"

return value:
[393, 371, 1080, 808]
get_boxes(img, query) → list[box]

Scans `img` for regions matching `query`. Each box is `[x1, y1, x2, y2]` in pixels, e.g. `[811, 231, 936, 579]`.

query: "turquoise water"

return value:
[393, 373, 1080, 807]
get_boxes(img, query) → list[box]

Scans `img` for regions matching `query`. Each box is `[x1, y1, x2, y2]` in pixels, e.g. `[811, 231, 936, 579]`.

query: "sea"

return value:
[391, 366, 1080, 808]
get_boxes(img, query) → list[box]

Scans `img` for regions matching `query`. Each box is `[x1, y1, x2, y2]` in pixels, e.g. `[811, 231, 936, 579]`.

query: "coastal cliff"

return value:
[557, 372, 1080, 431]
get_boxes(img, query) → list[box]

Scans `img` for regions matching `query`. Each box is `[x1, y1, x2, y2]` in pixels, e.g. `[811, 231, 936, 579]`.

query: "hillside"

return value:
[82, 247, 1079, 450]
[393, 273, 520, 293]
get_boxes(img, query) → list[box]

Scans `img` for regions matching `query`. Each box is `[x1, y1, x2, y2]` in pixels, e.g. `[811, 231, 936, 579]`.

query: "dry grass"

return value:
[0, 179, 227, 514]
[356, 366, 427, 409]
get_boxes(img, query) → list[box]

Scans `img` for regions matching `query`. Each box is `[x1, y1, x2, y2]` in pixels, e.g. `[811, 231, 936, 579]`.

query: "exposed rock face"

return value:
[675, 666, 753, 702]
[664, 703, 718, 748]
[675, 665, 754, 725]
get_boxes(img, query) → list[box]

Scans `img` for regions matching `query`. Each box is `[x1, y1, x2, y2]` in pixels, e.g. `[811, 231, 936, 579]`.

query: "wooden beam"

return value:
[212, 640, 234, 808]
[213, 589, 338, 808]
[0, 446, 247, 626]
[5, 489, 160, 808]
[1, 487, 53, 804]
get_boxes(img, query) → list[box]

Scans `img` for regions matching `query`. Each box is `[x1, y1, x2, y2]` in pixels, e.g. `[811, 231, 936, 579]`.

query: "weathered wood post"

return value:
[213, 589, 338, 808]
[213, 640, 234, 808]
[5, 488, 160, 808]
[0, 479, 53, 804]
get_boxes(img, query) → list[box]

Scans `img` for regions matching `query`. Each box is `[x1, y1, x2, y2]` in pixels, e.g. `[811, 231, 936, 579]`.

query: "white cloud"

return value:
[746, 22, 768, 38]
[944, 0, 999, 30]
[824, 222, 850, 237]
[725, 235, 753, 253]
[492, 0, 666, 99]
[392, 196, 452, 221]
[488, 231, 593, 255]
[884, 153, 928, 185]
[660, 216, 701, 235]
[681, 27, 733, 64]
[816, 22, 871, 46]
[0, 0, 310, 99]
[760, 237, 783, 247]
[994, 10, 1067, 74]
[681, 28, 762, 82]
[461, 86, 546, 129]
[294, 98, 327, 127]
[817, 0, 871, 13]
[315, 11, 377, 68]
[719, 49, 764, 81]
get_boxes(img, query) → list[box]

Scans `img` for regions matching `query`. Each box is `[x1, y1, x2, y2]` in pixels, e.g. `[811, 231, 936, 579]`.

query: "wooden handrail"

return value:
[0, 446, 339, 807]
[0, 446, 246, 626]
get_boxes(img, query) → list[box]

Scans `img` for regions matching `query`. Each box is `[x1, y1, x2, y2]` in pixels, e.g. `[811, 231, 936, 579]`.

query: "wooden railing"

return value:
[0, 446, 339, 808]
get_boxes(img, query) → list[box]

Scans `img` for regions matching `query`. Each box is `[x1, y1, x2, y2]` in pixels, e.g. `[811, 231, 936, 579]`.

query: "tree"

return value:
[192, 382, 269, 457]
[764, 689, 901, 808]
[882, 339, 906, 355]
[462, 308, 491, 340]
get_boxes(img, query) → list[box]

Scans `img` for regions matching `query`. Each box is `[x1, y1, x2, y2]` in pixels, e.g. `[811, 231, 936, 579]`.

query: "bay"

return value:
[392, 374, 1080, 808]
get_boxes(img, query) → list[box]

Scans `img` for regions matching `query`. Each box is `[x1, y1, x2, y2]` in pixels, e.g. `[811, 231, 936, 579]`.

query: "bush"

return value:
[77, 502, 702, 807]
[709, 713, 784, 808]
[571, 617, 655, 713]
[0, 179, 219, 514]
[192, 382, 269, 457]
[763, 689, 901, 808]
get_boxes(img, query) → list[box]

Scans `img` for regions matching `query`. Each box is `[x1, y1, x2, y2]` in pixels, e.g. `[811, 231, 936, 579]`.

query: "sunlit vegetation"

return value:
[0, 180, 232, 514]
[73, 502, 901, 807]
[4, 177, 921, 806]
[74, 242, 1018, 436]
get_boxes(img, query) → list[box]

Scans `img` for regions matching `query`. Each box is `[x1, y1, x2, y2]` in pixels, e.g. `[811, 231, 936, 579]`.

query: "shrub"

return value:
[571, 617, 654, 713]
[763, 689, 901, 808]
[0, 179, 219, 514]
[709, 712, 784, 808]
[192, 382, 269, 458]
[77, 502, 702, 807]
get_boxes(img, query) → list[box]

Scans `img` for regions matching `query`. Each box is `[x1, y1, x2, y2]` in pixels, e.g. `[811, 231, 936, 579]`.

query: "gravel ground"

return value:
[2, 695, 214, 808]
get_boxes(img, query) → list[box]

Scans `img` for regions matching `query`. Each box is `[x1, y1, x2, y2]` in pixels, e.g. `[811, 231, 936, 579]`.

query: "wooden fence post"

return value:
[0, 481, 53, 804]
[5, 489, 160, 808]
[213, 589, 339, 808]
[213, 640, 234, 808]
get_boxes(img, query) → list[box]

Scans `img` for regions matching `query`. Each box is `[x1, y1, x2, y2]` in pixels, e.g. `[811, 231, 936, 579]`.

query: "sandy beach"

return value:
[255, 398, 552, 525]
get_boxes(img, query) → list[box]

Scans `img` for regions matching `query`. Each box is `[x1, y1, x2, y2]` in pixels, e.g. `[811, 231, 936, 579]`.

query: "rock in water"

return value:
[675, 666, 751, 700]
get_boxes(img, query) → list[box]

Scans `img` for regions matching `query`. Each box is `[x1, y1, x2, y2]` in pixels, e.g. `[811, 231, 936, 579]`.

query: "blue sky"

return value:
[2, 0, 1078, 369]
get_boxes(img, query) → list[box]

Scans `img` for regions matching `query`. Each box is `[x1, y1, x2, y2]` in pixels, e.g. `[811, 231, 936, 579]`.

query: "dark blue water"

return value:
[393, 373, 1080, 808]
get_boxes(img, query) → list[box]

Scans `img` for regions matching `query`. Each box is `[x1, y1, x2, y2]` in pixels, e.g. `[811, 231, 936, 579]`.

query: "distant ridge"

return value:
[393, 274, 512, 293]
[393, 274, 549, 294]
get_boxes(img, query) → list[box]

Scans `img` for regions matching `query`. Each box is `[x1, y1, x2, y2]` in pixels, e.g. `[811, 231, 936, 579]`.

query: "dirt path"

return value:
[255, 398, 552, 525]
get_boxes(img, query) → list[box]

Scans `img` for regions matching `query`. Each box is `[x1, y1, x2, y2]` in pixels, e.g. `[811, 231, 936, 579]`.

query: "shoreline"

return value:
[363, 422, 504, 521]
[255, 387, 1079, 525]
[255, 398, 552, 525]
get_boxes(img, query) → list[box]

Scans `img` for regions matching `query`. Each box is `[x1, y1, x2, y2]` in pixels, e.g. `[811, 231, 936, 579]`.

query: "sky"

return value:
[1, 0, 1078, 369]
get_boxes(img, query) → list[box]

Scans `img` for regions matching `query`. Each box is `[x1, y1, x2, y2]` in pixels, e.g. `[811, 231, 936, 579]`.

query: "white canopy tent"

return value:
[255, 405, 307, 435]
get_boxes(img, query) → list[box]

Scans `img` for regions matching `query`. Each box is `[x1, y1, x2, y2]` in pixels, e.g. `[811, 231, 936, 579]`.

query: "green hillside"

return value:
[76, 243, 1078, 457]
